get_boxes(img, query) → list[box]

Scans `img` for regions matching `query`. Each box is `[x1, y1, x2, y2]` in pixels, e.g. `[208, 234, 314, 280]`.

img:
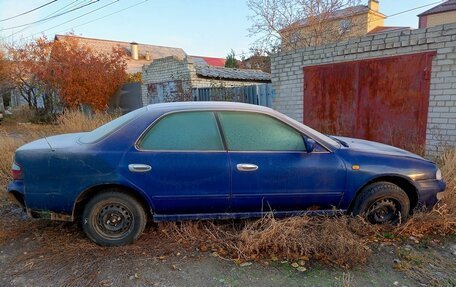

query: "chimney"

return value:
[130, 42, 139, 60]
[368, 0, 379, 12]
[145, 51, 151, 61]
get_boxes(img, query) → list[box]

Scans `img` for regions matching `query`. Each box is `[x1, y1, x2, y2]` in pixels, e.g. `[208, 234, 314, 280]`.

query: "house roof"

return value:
[190, 56, 225, 67]
[418, 0, 456, 17]
[55, 34, 187, 73]
[288, 4, 385, 29]
[195, 65, 271, 82]
[367, 26, 410, 35]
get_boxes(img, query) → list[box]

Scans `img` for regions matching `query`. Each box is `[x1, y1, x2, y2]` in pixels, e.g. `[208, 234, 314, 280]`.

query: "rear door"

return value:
[122, 111, 230, 215]
[217, 111, 346, 213]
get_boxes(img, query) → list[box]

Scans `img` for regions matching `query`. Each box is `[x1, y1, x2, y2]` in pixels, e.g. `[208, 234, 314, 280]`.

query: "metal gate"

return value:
[303, 52, 436, 150]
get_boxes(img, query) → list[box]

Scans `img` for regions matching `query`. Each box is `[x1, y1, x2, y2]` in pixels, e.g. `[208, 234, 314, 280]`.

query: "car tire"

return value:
[82, 191, 147, 246]
[352, 182, 410, 225]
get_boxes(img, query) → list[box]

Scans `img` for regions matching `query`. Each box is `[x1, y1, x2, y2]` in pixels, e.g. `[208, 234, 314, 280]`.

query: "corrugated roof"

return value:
[195, 65, 271, 81]
[418, 0, 456, 16]
[55, 34, 187, 73]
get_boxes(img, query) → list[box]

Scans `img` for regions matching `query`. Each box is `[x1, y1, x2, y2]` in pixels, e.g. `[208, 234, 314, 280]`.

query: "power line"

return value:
[10, 0, 87, 38]
[362, 0, 446, 28]
[0, 0, 100, 32]
[30, 0, 121, 38]
[246, 0, 447, 58]
[45, 0, 148, 37]
[0, 0, 58, 22]
[385, 1, 445, 19]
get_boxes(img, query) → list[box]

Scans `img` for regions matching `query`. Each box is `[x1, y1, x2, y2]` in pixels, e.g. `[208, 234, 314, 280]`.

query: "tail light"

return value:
[12, 161, 23, 180]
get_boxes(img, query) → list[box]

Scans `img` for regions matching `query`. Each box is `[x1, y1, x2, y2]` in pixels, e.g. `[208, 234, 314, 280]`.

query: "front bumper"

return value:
[415, 179, 446, 208]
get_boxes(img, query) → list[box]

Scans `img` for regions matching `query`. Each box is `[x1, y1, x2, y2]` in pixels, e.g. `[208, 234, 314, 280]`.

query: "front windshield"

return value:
[79, 107, 147, 144]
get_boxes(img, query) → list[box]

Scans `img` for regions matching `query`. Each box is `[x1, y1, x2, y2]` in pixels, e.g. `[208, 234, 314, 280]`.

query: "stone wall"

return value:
[271, 23, 456, 155]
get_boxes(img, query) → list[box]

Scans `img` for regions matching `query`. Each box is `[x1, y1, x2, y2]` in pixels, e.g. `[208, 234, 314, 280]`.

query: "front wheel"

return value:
[82, 191, 147, 246]
[352, 182, 410, 225]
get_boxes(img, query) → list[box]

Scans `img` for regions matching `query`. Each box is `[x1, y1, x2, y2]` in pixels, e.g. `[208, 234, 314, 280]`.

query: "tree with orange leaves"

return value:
[8, 35, 127, 113]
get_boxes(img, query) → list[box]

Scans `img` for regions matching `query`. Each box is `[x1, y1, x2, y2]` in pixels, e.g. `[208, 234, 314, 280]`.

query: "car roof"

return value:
[146, 101, 274, 113]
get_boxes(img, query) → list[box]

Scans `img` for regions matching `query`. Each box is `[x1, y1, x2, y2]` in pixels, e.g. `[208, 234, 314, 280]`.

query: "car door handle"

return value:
[128, 164, 152, 173]
[236, 163, 259, 172]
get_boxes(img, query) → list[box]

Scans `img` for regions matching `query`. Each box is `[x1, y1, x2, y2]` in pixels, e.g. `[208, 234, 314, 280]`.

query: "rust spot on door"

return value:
[303, 52, 436, 151]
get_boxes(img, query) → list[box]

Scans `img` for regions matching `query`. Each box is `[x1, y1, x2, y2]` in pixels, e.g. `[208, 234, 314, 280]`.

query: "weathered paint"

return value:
[303, 52, 436, 151]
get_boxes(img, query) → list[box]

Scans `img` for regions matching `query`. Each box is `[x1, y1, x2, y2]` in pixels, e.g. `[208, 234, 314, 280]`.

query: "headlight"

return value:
[436, 168, 442, 180]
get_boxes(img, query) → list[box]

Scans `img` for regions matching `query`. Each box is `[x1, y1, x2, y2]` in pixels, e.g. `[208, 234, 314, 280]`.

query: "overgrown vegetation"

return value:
[0, 110, 455, 278]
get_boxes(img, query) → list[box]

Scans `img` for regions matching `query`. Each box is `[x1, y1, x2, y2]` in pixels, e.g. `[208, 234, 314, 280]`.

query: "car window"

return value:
[140, 111, 224, 151]
[79, 107, 147, 144]
[218, 112, 306, 151]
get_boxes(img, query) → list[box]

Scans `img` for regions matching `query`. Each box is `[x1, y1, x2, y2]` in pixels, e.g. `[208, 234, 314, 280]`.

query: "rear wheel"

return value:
[82, 191, 146, 246]
[352, 182, 410, 225]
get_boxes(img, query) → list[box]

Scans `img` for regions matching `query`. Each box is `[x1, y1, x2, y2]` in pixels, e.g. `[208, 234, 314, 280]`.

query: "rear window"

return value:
[139, 111, 224, 151]
[79, 107, 147, 144]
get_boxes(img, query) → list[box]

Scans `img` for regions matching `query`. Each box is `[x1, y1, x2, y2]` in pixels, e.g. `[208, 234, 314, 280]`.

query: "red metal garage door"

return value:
[303, 52, 436, 151]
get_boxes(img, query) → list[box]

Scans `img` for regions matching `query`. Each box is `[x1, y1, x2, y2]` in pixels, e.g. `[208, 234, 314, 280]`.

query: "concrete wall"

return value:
[271, 23, 456, 155]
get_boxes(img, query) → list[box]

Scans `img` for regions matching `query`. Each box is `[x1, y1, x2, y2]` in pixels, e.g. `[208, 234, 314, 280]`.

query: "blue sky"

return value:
[0, 0, 446, 57]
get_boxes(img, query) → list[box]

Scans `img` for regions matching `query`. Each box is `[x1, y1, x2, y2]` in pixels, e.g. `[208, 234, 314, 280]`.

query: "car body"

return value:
[7, 102, 446, 245]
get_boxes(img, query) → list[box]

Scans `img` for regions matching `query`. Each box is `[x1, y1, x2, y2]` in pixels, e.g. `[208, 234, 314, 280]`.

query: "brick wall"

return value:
[271, 23, 456, 155]
[141, 56, 191, 104]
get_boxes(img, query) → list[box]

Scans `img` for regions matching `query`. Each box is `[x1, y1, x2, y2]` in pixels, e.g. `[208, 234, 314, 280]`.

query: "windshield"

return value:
[79, 107, 147, 144]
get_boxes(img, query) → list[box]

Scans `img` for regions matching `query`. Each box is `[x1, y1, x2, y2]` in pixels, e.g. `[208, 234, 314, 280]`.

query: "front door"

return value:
[123, 111, 230, 215]
[216, 111, 346, 213]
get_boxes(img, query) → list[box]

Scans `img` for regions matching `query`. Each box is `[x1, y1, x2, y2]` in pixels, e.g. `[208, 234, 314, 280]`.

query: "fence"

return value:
[193, 84, 275, 107]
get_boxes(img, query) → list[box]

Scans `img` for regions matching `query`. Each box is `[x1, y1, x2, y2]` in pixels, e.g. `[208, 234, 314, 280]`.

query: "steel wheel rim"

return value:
[94, 203, 134, 240]
[366, 198, 401, 224]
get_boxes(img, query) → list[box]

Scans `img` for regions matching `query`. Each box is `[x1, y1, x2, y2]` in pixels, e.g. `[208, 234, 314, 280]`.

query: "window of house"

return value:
[290, 31, 301, 44]
[217, 112, 306, 151]
[339, 19, 351, 34]
[139, 111, 224, 151]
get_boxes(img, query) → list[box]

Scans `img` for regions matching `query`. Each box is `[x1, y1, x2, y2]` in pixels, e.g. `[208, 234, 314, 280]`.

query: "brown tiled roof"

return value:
[418, 0, 456, 17]
[195, 65, 271, 82]
[54, 34, 187, 73]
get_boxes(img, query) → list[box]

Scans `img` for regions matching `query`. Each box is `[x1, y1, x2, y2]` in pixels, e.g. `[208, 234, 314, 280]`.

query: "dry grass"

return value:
[0, 109, 455, 273]
[393, 149, 456, 237]
[0, 109, 113, 199]
[161, 215, 375, 268]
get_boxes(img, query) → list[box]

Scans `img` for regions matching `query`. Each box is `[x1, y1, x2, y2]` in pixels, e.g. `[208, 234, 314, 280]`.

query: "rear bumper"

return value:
[7, 180, 25, 208]
[415, 179, 446, 208]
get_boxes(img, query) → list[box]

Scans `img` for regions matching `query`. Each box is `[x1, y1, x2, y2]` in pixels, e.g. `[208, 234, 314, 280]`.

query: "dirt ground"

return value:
[0, 203, 455, 287]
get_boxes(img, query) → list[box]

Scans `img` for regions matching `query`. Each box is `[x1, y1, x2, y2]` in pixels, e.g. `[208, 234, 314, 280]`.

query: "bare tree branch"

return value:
[247, 0, 363, 52]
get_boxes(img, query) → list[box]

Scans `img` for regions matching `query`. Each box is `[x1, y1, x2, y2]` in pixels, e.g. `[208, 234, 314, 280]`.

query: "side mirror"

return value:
[304, 137, 317, 153]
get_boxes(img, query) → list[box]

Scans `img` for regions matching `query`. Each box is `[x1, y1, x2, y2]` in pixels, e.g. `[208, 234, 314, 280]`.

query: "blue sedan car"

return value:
[7, 102, 445, 246]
